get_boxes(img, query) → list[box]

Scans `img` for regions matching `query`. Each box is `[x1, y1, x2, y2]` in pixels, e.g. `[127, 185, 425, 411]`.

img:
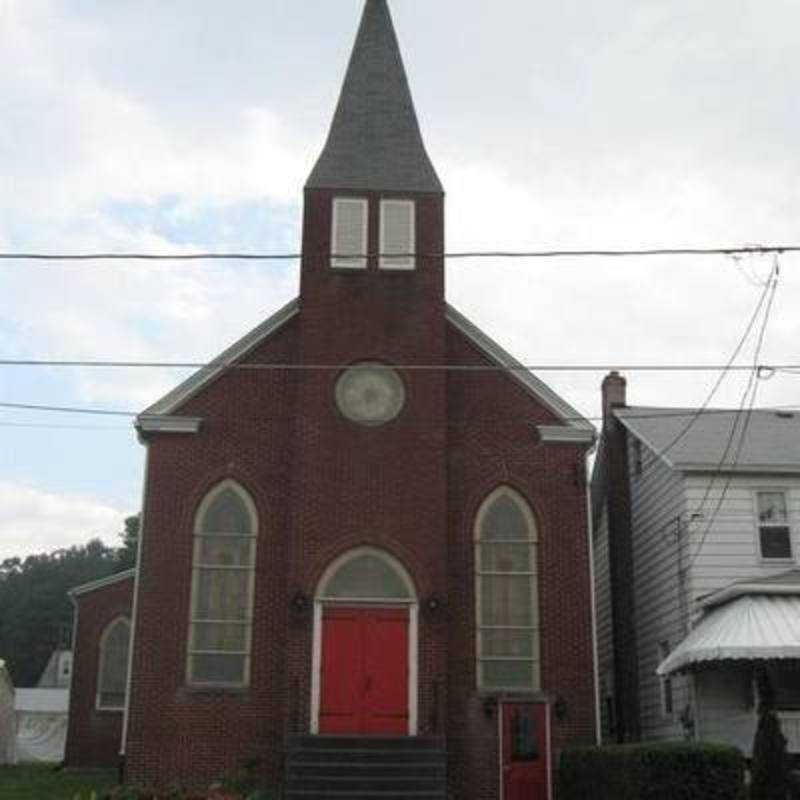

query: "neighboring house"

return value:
[64, 2, 599, 797]
[0, 660, 15, 765]
[592, 371, 800, 756]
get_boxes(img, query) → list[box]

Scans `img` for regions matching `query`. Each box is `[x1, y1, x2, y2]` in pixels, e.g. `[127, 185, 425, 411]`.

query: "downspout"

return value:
[120, 442, 150, 773]
[585, 455, 602, 744]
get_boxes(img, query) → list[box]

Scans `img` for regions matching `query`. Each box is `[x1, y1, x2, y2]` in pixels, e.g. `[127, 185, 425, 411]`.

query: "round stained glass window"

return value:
[335, 362, 406, 426]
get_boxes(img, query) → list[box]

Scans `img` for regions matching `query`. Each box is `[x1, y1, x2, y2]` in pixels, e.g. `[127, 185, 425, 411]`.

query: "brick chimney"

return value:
[602, 371, 627, 423]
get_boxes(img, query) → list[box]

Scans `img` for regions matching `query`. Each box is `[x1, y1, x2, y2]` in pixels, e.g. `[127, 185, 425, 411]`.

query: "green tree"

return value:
[117, 514, 140, 570]
[751, 667, 789, 800]
[0, 516, 139, 687]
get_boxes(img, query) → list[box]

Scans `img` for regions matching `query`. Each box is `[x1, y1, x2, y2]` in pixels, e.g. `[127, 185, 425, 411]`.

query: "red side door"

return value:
[501, 703, 549, 800]
[320, 607, 409, 735]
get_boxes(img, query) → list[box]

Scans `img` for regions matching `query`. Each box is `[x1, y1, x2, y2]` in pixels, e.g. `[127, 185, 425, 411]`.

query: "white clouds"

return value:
[0, 481, 127, 562]
[2, 0, 800, 560]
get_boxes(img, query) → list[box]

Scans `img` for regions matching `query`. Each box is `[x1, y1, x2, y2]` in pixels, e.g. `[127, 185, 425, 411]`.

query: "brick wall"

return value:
[64, 575, 133, 768]
[121, 185, 596, 795]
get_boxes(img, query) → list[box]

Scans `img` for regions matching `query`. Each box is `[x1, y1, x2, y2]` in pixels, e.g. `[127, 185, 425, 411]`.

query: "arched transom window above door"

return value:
[187, 481, 258, 688]
[475, 488, 540, 692]
[317, 548, 415, 602]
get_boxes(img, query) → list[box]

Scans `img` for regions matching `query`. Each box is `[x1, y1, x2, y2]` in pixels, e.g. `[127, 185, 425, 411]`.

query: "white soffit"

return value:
[657, 594, 800, 675]
[445, 304, 595, 433]
[140, 299, 300, 418]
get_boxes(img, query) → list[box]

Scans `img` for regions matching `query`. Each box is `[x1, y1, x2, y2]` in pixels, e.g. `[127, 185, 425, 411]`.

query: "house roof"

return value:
[657, 594, 800, 675]
[306, 0, 442, 193]
[615, 406, 800, 473]
[698, 568, 800, 609]
[137, 300, 594, 437]
[69, 568, 135, 598]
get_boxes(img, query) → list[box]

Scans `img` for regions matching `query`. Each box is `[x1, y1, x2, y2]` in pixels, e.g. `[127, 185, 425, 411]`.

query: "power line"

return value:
[3, 399, 799, 424]
[2, 245, 800, 262]
[649, 261, 778, 463]
[1, 359, 800, 373]
[688, 260, 781, 568]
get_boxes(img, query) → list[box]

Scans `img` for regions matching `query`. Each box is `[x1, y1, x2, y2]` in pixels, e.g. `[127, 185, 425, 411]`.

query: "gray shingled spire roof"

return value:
[306, 0, 442, 193]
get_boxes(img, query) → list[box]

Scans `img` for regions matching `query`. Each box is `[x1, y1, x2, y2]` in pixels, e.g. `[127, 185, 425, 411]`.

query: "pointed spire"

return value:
[306, 0, 442, 193]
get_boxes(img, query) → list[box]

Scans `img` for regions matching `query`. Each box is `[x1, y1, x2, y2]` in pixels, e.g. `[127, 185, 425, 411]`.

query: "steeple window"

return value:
[380, 200, 416, 270]
[331, 198, 368, 269]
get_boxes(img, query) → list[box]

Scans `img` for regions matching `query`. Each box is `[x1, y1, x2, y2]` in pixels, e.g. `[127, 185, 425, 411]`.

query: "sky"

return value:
[1, 0, 799, 561]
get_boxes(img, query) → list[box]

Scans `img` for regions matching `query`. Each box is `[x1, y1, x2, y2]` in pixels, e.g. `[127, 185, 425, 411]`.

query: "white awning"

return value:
[658, 595, 800, 676]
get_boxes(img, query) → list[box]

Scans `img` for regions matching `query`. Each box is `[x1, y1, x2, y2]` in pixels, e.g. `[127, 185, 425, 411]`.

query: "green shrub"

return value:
[558, 740, 745, 800]
[750, 668, 790, 800]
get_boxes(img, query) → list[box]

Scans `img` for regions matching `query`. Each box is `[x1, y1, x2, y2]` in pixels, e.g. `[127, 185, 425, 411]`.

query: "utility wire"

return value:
[2, 245, 800, 262]
[648, 267, 777, 463]
[1, 360, 800, 373]
[688, 260, 781, 568]
[2, 400, 799, 425]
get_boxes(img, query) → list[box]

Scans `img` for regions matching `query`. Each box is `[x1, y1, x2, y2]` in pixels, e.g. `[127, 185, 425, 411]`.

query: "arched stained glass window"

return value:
[97, 617, 130, 710]
[188, 482, 257, 687]
[475, 488, 540, 691]
[319, 550, 414, 601]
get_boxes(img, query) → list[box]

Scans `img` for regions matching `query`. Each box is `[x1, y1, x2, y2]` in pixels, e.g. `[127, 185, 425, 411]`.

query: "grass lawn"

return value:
[0, 764, 118, 799]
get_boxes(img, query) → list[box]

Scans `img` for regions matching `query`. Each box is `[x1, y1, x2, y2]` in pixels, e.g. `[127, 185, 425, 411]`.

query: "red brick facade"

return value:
[67, 2, 597, 795]
[64, 573, 133, 769]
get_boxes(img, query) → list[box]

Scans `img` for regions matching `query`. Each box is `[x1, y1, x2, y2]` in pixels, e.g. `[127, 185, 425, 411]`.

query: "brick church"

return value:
[65, 2, 598, 797]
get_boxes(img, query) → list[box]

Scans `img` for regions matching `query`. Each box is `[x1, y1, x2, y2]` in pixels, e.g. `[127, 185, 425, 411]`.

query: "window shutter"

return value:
[380, 200, 415, 270]
[331, 198, 368, 269]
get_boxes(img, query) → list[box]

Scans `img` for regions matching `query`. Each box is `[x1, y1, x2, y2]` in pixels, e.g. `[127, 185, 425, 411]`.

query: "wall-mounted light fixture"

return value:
[291, 591, 311, 615]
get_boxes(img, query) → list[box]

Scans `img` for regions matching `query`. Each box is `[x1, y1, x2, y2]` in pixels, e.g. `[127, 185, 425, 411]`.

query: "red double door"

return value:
[319, 607, 409, 735]
[502, 703, 549, 800]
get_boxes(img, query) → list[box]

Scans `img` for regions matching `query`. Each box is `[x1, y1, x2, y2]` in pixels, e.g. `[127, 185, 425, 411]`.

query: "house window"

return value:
[97, 617, 130, 711]
[756, 491, 793, 560]
[380, 199, 415, 270]
[475, 488, 540, 692]
[659, 641, 674, 716]
[331, 198, 368, 269]
[188, 482, 257, 687]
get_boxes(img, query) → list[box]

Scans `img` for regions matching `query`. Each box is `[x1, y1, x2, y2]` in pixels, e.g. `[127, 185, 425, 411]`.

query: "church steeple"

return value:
[306, 0, 442, 194]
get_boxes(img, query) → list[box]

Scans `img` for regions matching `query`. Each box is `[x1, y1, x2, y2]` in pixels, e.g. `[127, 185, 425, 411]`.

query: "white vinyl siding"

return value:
[379, 200, 415, 270]
[475, 488, 540, 692]
[331, 198, 368, 269]
[187, 482, 257, 688]
[626, 434, 691, 741]
[97, 617, 131, 711]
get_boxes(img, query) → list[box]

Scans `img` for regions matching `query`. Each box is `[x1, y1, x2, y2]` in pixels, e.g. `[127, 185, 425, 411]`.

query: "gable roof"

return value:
[446, 304, 594, 434]
[139, 299, 299, 420]
[306, 0, 442, 193]
[615, 406, 800, 473]
[69, 568, 136, 599]
[137, 298, 593, 438]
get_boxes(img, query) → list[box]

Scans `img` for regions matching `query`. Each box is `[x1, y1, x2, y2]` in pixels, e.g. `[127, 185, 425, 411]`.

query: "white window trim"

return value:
[475, 486, 540, 693]
[331, 197, 368, 270]
[310, 546, 419, 736]
[752, 488, 795, 564]
[379, 199, 416, 271]
[96, 616, 131, 712]
[186, 480, 258, 689]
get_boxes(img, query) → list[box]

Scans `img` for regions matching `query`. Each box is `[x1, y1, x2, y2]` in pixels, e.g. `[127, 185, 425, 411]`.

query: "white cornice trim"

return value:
[135, 416, 202, 435]
[141, 298, 300, 417]
[445, 304, 595, 432]
[69, 569, 136, 598]
[537, 425, 596, 445]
